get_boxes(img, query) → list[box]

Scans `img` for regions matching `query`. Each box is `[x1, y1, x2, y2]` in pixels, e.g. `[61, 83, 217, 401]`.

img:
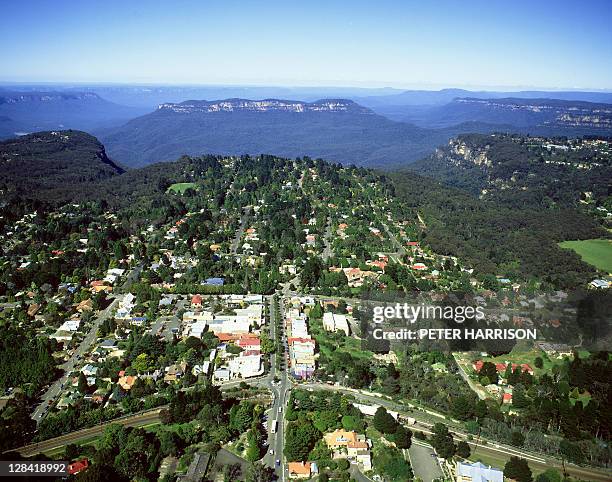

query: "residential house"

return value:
[118, 375, 137, 391]
[288, 461, 317, 479]
[323, 429, 372, 470]
[164, 362, 187, 383]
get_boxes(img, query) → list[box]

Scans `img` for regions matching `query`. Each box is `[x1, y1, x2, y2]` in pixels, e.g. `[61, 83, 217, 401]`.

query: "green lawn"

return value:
[310, 317, 373, 360]
[559, 238, 612, 272]
[167, 182, 197, 194]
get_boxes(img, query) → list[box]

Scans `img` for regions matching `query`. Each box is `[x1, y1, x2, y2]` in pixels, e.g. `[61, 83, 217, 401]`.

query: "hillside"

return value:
[98, 98, 496, 168]
[0, 130, 124, 202]
[409, 133, 612, 207]
[396, 133, 612, 287]
[3, 129, 607, 289]
[0, 91, 148, 138]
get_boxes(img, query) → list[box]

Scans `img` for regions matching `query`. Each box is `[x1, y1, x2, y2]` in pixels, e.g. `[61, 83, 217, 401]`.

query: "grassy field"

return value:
[309, 316, 373, 360]
[167, 182, 197, 194]
[559, 238, 612, 272]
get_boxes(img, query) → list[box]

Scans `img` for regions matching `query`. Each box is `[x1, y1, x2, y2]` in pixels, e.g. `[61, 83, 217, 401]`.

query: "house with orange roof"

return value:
[366, 259, 387, 271]
[287, 461, 317, 479]
[323, 429, 372, 470]
[216, 333, 241, 343]
[118, 375, 137, 391]
[237, 335, 261, 351]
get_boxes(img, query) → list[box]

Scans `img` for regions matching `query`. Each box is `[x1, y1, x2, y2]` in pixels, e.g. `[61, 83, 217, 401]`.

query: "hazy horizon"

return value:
[2, 81, 612, 95]
[2, 0, 611, 91]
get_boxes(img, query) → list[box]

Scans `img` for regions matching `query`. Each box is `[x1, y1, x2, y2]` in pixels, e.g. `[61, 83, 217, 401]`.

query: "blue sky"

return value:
[1, 0, 611, 90]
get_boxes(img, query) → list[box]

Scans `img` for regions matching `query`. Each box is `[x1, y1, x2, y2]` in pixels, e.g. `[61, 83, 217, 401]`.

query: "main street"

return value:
[31, 294, 125, 423]
[262, 294, 290, 482]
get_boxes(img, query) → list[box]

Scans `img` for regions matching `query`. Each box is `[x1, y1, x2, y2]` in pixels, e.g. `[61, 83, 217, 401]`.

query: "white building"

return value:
[322, 312, 350, 336]
[228, 354, 264, 378]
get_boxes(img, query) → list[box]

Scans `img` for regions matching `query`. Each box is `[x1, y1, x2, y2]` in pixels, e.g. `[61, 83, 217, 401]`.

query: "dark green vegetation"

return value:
[396, 133, 612, 288]
[410, 133, 611, 204]
[0, 324, 59, 397]
[0, 131, 124, 202]
[98, 98, 501, 168]
[457, 352, 611, 467]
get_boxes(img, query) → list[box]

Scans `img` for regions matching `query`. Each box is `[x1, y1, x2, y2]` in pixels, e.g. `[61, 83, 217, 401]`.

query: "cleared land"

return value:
[167, 182, 197, 194]
[559, 238, 612, 272]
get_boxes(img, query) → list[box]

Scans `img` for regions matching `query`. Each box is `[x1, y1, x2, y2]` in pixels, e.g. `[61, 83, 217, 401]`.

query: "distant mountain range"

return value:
[358, 90, 612, 132]
[358, 88, 612, 107]
[375, 97, 612, 132]
[0, 91, 148, 138]
[98, 97, 512, 168]
[1, 86, 611, 170]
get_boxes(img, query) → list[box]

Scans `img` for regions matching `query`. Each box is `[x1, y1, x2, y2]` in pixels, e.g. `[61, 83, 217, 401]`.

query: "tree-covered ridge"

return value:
[391, 170, 605, 288]
[2, 129, 608, 292]
[410, 133, 612, 207]
[396, 133, 612, 288]
[0, 130, 124, 202]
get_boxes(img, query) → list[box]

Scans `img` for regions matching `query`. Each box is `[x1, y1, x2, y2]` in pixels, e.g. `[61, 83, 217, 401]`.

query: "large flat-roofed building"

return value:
[456, 462, 503, 482]
[323, 312, 350, 336]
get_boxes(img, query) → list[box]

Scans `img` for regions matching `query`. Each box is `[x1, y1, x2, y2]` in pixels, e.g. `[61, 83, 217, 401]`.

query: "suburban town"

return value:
[0, 149, 609, 482]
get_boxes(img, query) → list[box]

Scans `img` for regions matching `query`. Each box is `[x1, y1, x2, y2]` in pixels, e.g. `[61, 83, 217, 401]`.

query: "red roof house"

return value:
[68, 459, 89, 475]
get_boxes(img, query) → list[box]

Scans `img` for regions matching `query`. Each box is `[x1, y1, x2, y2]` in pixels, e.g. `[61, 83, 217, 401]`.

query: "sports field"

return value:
[559, 238, 612, 272]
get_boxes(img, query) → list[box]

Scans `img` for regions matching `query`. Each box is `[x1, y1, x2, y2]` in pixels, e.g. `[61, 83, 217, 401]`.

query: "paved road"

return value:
[322, 216, 333, 261]
[453, 353, 488, 400]
[120, 263, 143, 293]
[408, 441, 443, 482]
[262, 295, 290, 482]
[348, 464, 374, 482]
[31, 294, 124, 422]
[230, 206, 251, 255]
[380, 220, 406, 258]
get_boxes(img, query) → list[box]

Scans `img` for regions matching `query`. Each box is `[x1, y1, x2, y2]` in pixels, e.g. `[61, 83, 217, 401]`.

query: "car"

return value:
[275, 459, 280, 467]
[269, 449, 274, 455]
